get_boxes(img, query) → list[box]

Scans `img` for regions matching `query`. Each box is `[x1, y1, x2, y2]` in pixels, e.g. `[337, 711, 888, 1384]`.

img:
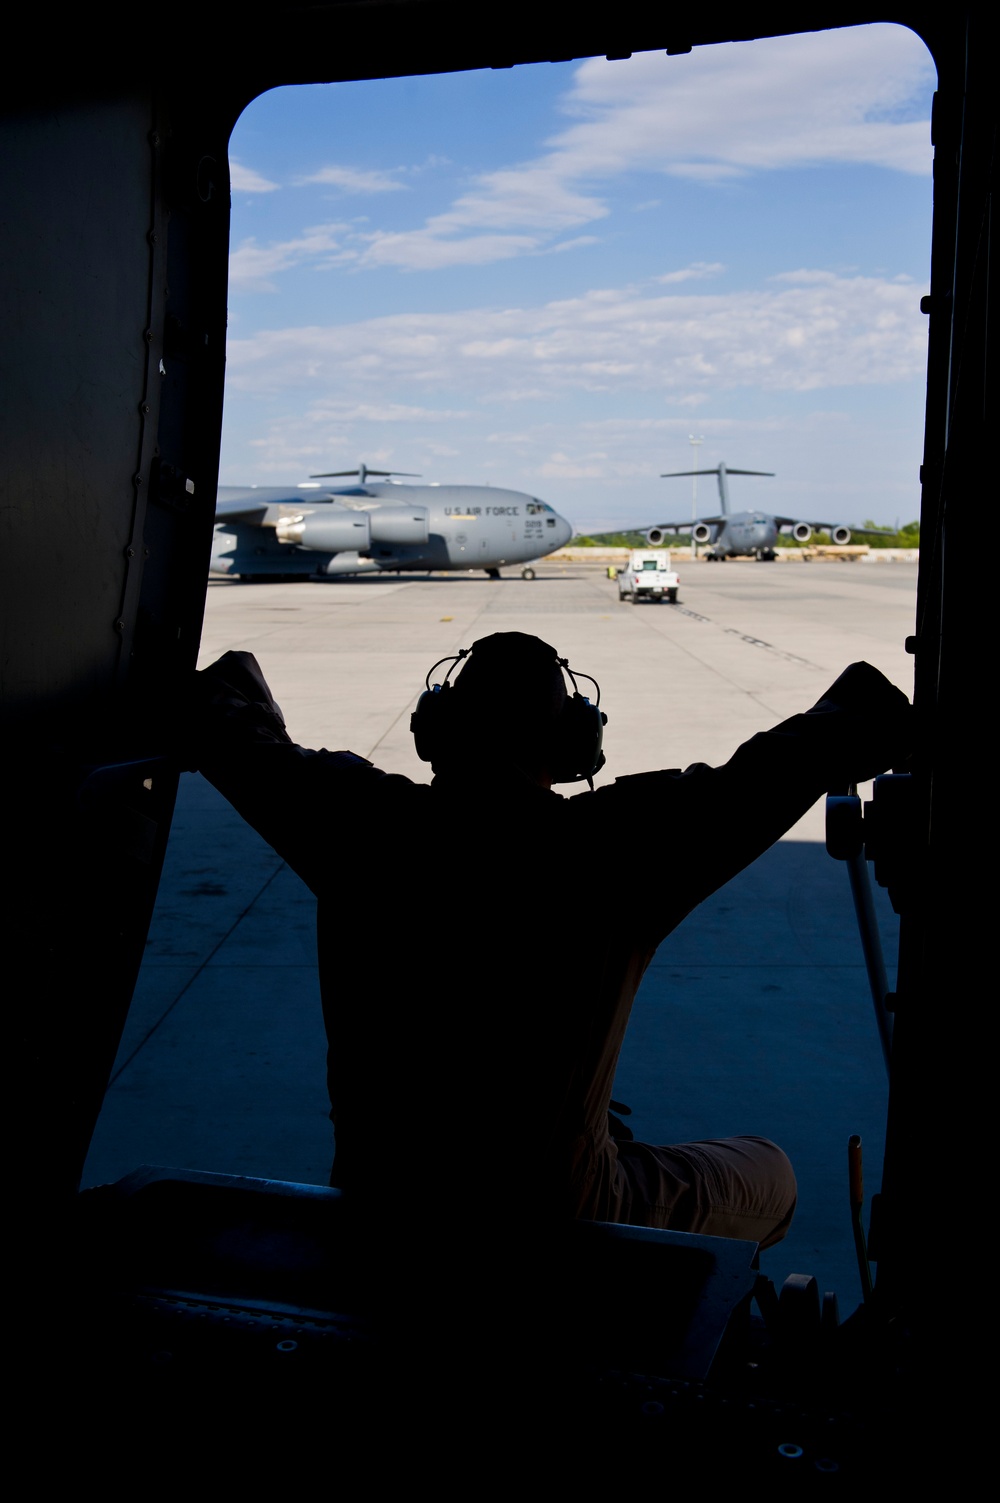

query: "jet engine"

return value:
[692, 523, 713, 545]
[368, 506, 430, 545]
[646, 526, 667, 546]
[830, 526, 852, 545]
[275, 512, 371, 551]
[792, 523, 813, 543]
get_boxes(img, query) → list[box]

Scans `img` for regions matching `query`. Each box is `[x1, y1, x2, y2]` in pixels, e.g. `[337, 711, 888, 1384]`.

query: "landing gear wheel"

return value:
[521, 567, 536, 580]
[485, 568, 501, 580]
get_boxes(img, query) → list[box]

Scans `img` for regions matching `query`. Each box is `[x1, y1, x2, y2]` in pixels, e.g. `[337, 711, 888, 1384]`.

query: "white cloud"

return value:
[304, 400, 471, 423]
[230, 160, 280, 193]
[433, 167, 606, 232]
[359, 229, 541, 271]
[658, 262, 726, 284]
[225, 269, 928, 398]
[546, 236, 601, 255]
[228, 225, 351, 291]
[297, 165, 409, 194]
[353, 167, 606, 269]
[557, 27, 934, 183]
[225, 400, 473, 477]
[538, 452, 610, 479]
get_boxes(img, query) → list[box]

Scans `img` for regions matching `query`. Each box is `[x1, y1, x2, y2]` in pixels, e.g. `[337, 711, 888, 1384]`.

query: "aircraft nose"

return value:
[556, 513, 572, 546]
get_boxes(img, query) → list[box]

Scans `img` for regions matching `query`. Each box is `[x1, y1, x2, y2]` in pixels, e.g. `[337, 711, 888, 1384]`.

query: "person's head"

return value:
[410, 632, 606, 786]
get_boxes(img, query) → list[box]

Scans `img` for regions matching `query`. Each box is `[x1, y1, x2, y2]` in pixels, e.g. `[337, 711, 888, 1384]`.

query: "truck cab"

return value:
[617, 549, 680, 604]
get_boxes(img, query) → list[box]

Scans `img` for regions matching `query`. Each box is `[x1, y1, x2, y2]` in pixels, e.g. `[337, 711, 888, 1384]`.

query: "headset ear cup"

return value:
[413, 655, 606, 779]
[549, 694, 606, 783]
[410, 685, 451, 763]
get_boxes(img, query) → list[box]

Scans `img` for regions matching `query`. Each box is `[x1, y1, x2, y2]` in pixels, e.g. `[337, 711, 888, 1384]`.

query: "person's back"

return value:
[316, 767, 652, 1224]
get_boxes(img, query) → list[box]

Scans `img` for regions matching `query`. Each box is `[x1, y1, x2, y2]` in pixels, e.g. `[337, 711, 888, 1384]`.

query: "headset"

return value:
[409, 643, 608, 785]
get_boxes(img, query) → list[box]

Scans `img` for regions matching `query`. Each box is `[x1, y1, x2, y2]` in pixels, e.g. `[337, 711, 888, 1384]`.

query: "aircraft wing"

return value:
[619, 516, 725, 533]
[772, 515, 896, 536]
[215, 495, 271, 524]
[214, 486, 339, 525]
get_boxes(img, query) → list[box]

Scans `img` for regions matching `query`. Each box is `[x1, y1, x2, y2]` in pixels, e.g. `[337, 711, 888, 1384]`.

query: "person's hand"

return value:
[814, 661, 913, 783]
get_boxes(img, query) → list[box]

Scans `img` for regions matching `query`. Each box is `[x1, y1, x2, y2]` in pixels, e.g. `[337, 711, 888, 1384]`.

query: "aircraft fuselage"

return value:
[705, 511, 780, 560]
[211, 483, 572, 579]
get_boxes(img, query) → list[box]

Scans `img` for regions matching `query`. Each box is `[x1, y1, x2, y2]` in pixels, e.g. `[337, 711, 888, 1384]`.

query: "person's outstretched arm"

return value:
[593, 660, 913, 934]
[180, 649, 387, 894]
[686, 659, 912, 901]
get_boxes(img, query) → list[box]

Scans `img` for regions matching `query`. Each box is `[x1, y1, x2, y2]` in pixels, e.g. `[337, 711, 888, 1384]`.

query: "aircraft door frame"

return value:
[2, 12, 987, 1388]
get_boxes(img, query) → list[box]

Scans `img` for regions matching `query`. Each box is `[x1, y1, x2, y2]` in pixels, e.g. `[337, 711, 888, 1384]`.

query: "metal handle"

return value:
[826, 788, 893, 1076]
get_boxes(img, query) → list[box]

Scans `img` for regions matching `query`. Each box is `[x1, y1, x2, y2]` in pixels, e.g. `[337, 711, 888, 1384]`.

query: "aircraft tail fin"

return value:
[660, 462, 773, 515]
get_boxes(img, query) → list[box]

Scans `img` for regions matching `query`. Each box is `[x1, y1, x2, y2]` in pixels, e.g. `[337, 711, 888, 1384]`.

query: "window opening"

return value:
[85, 24, 935, 1312]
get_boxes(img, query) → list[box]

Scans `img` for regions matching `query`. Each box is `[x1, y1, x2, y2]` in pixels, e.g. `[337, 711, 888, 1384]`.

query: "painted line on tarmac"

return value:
[671, 605, 823, 670]
[722, 627, 822, 669]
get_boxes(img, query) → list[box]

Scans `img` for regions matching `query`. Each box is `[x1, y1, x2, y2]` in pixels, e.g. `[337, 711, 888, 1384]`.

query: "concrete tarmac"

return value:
[82, 555, 918, 1313]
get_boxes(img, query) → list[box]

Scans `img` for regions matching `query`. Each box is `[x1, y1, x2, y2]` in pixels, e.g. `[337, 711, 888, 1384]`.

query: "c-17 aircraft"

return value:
[638, 461, 893, 561]
[211, 464, 573, 581]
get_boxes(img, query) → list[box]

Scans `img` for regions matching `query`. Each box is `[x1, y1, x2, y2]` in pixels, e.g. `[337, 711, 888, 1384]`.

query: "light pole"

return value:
[689, 434, 703, 559]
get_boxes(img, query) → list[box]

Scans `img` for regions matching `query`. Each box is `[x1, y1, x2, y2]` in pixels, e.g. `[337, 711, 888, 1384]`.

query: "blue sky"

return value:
[222, 23, 936, 533]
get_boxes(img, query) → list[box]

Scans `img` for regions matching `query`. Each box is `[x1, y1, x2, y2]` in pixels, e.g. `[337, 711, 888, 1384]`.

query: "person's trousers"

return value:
[611, 1134, 797, 1249]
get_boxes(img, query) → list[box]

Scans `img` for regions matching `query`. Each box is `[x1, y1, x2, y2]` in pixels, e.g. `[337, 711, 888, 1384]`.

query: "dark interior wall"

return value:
[1, 89, 231, 727]
[1, 87, 231, 1199]
[1, 95, 160, 724]
[880, 9, 992, 1322]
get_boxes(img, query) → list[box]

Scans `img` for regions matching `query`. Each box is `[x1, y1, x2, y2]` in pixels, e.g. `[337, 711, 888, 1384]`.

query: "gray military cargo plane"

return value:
[211, 464, 573, 581]
[640, 461, 894, 561]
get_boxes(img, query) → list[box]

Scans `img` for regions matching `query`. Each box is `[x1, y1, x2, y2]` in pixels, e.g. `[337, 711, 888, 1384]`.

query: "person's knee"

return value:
[751, 1135, 796, 1190]
[740, 1136, 797, 1247]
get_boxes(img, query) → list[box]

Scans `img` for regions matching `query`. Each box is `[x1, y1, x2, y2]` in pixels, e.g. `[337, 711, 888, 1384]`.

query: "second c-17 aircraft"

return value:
[211, 464, 573, 582]
[638, 461, 894, 561]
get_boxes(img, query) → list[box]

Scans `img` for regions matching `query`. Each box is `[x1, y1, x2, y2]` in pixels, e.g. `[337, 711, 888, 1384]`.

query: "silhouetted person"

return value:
[189, 633, 910, 1257]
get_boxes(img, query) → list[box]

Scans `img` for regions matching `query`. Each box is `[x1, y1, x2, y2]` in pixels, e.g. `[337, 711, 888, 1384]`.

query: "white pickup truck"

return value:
[616, 549, 680, 604]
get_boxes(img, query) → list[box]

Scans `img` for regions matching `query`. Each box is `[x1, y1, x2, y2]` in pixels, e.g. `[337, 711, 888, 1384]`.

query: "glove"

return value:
[811, 661, 913, 783]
